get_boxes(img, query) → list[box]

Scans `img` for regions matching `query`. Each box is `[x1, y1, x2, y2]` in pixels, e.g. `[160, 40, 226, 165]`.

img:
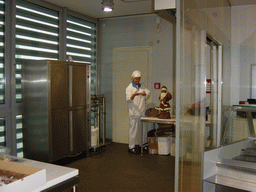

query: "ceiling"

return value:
[43, 0, 256, 19]
[44, 0, 154, 19]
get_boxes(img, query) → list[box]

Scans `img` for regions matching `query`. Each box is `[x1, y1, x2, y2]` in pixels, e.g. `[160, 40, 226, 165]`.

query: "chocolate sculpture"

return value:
[145, 86, 174, 135]
[157, 86, 172, 119]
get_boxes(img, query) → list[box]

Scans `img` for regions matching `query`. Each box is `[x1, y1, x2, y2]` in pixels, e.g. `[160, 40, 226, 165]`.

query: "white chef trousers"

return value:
[129, 116, 147, 149]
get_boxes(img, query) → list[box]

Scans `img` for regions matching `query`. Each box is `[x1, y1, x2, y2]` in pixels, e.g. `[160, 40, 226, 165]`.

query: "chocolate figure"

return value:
[157, 86, 172, 119]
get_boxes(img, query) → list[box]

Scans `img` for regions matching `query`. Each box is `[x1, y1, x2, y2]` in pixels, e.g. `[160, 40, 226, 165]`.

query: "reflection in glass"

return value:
[178, 0, 230, 191]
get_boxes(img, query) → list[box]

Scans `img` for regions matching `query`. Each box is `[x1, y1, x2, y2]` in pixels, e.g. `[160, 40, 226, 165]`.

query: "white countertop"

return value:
[140, 116, 176, 124]
[141, 116, 211, 125]
[10, 157, 79, 192]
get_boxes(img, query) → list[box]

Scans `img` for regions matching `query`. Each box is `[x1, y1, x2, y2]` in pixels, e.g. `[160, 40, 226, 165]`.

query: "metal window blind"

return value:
[66, 15, 97, 95]
[0, 118, 5, 147]
[15, 1, 59, 157]
[16, 115, 23, 157]
[15, 0, 59, 102]
[0, 0, 5, 147]
[0, 0, 4, 104]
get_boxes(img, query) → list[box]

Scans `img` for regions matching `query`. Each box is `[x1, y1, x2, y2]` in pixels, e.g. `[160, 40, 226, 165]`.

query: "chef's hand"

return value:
[130, 90, 140, 100]
[141, 91, 146, 96]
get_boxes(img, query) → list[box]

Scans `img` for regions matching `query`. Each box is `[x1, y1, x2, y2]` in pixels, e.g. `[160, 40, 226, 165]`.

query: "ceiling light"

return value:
[102, 0, 114, 12]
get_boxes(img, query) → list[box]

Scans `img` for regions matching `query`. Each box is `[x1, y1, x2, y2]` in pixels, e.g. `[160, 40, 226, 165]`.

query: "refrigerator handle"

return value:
[69, 65, 73, 107]
[69, 110, 73, 152]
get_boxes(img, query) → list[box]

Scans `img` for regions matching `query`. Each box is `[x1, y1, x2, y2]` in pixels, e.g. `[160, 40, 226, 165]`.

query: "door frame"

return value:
[112, 46, 152, 143]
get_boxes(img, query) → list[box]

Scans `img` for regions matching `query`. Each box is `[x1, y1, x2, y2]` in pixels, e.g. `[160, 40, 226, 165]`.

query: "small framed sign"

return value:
[206, 79, 211, 93]
[154, 83, 161, 89]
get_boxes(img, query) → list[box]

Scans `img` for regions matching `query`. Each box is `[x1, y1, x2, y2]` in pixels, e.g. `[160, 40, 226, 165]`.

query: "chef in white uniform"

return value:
[125, 70, 150, 154]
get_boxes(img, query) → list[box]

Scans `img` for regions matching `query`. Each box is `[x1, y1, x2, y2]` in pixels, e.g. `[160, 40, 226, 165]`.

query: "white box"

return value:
[0, 160, 46, 192]
[154, 0, 176, 10]
[170, 136, 175, 156]
[158, 136, 171, 155]
[91, 126, 99, 147]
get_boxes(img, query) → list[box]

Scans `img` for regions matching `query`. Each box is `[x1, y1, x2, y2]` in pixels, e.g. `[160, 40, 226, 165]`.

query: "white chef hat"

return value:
[131, 70, 141, 78]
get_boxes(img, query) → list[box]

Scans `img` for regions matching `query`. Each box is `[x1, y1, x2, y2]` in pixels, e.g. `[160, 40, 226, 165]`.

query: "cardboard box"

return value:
[148, 137, 158, 154]
[0, 160, 46, 192]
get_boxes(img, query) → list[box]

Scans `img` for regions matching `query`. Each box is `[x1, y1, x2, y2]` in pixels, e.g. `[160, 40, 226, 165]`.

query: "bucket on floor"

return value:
[158, 136, 170, 155]
[157, 135, 176, 156]
[91, 126, 99, 147]
[170, 136, 175, 156]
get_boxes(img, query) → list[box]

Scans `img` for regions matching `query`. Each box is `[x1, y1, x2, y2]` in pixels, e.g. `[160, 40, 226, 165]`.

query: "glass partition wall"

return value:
[176, 0, 231, 191]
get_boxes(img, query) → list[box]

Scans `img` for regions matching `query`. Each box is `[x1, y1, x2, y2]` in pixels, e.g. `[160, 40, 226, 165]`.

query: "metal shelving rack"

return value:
[91, 94, 107, 151]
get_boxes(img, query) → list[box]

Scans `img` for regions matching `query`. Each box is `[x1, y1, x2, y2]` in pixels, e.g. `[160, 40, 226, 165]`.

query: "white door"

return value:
[112, 46, 152, 144]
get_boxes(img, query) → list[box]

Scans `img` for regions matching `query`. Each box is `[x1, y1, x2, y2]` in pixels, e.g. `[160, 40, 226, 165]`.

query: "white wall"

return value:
[99, 14, 174, 139]
[231, 5, 256, 104]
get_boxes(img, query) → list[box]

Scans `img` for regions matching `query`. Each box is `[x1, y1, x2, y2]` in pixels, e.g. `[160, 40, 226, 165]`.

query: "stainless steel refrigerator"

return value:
[21, 60, 91, 162]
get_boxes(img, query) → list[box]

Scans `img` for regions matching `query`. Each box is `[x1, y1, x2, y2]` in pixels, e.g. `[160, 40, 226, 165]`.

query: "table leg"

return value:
[141, 121, 143, 156]
[72, 185, 76, 192]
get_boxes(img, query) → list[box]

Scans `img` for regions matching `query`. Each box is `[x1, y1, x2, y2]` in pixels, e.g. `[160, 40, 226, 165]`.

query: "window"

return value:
[66, 15, 97, 126]
[66, 15, 97, 95]
[14, 0, 59, 157]
[15, 0, 59, 102]
[16, 115, 23, 157]
[0, 118, 5, 146]
[0, 0, 5, 148]
[0, 0, 4, 104]
[1, 0, 97, 157]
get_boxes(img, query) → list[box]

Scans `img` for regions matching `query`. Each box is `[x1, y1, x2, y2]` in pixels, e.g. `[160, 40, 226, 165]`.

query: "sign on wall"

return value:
[206, 79, 211, 94]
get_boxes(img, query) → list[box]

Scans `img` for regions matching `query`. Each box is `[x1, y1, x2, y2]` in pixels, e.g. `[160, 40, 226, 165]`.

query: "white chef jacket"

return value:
[125, 82, 150, 118]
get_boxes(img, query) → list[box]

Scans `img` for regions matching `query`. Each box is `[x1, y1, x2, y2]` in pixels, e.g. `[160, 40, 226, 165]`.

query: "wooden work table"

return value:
[140, 116, 211, 156]
[140, 117, 176, 155]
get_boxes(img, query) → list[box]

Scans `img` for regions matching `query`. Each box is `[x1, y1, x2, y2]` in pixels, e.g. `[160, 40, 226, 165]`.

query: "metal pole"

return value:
[97, 104, 100, 147]
[102, 96, 106, 145]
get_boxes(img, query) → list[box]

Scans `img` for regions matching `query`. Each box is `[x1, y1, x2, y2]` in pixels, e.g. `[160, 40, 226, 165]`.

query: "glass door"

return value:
[175, 0, 231, 191]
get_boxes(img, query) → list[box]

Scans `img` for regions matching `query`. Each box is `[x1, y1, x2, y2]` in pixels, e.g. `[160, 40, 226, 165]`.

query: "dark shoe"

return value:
[128, 147, 139, 154]
[137, 145, 148, 153]
[143, 145, 148, 152]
